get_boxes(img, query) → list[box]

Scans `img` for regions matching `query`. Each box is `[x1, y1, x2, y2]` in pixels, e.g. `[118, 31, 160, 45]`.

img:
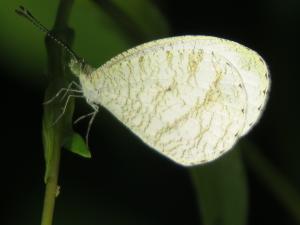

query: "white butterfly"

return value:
[17, 7, 270, 166]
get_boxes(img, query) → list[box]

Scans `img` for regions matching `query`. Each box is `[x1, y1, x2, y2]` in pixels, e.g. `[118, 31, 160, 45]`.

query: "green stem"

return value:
[41, 139, 61, 225]
[40, 0, 74, 225]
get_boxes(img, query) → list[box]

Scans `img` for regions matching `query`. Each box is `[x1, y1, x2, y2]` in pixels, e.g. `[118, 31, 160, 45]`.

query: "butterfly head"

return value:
[69, 58, 95, 77]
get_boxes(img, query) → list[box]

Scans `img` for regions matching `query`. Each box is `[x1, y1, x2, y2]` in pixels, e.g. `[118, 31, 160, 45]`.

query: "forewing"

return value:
[93, 39, 248, 165]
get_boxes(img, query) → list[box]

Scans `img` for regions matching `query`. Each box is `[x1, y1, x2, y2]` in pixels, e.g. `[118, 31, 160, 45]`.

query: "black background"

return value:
[2, 0, 300, 224]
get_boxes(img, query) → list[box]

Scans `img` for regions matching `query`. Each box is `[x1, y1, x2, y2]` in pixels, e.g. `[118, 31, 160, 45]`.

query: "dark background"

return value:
[1, 0, 300, 224]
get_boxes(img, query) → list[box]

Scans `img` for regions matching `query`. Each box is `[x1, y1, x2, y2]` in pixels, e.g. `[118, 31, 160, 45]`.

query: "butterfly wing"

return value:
[83, 36, 257, 165]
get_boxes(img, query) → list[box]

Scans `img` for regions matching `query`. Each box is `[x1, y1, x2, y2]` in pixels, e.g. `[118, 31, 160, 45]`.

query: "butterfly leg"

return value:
[44, 81, 82, 105]
[51, 94, 85, 126]
[74, 112, 95, 124]
[59, 81, 82, 101]
[86, 103, 99, 145]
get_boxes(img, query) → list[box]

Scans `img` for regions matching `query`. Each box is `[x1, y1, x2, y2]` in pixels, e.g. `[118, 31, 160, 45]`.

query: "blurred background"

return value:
[1, 0, 300, 225]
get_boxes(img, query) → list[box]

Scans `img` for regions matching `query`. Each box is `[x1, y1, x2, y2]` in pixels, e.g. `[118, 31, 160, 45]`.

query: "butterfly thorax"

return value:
[78, 74, 92, 102]
[69, 58, 95, 77]
[69, 58, 99, 106]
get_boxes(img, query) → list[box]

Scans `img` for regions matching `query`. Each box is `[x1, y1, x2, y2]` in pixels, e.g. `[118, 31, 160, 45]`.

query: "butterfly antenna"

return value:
[15, 6, 81, 62]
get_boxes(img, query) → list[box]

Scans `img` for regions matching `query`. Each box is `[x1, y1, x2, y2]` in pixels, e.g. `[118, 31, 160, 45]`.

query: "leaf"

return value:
[42, 28, 76, 182]
[63, 132, 91, 158]
[241, 140, 300, 224]
[189, 147, 248, 225]
[42, 79, 75, 182]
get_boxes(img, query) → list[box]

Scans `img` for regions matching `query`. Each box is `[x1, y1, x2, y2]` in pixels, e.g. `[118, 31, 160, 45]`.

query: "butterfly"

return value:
[16, 6, 270, 166]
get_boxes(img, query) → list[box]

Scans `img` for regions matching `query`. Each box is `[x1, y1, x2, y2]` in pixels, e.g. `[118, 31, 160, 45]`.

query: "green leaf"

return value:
[241, 140, 300, 224]
[189, 147, 248, 225]
[42, 78, 75, 183]
[63, 132, 91, 158]
[42, 27, 76, 182]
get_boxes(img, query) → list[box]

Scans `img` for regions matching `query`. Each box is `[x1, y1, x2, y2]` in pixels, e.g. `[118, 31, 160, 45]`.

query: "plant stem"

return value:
[40, 0, 74, 225]
[41, 139, 61, 225]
